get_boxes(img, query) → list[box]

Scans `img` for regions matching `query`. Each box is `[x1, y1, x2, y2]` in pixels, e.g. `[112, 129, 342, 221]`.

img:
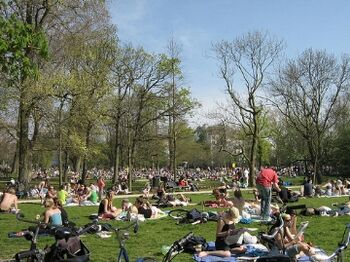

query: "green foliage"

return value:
[0, 15, 48, 82]
[331, 127, 350, 176]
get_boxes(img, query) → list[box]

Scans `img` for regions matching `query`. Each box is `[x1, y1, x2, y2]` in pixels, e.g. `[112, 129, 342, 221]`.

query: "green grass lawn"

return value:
[0, 192, 349, 261]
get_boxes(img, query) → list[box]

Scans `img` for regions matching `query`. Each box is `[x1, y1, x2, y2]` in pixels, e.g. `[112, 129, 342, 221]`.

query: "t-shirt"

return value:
[304, 183, 313, 196]
[57, 190, 68, 205]
[89, 190, 98, 203]
[256, 168, 278, 187]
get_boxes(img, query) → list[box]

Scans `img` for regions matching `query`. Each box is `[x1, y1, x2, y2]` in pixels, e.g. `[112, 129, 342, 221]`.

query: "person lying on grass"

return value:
[167, 193, 190, 207]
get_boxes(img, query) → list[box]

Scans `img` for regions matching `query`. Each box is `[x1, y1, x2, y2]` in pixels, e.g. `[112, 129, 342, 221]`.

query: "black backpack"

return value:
[186, 208, 202, 222]
[183, 235, 207, 254]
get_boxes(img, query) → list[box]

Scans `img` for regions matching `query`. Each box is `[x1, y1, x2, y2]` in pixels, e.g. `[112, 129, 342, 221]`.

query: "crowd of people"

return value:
[1, 164, 350, 261]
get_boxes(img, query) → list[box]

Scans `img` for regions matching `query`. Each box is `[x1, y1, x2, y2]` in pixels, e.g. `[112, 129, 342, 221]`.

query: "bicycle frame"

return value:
[116, 230, 132, 262]
[12, 213, 94, 262]
[311, 223, 350, 262]
[117, 245, 130, 262]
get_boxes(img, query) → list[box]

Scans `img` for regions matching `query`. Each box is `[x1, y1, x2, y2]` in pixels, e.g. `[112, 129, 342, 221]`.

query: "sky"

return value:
[108, 0, 350, 127]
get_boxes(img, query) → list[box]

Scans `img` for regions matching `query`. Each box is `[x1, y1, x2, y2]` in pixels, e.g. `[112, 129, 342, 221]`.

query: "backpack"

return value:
[183, 235, 207, 254]
[186, 208, 202, 223]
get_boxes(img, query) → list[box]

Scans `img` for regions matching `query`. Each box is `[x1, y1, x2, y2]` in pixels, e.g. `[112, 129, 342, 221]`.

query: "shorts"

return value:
[285, 244, 300, 258]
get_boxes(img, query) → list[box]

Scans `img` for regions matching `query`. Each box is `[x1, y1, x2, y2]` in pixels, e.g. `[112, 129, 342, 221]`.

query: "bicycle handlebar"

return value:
[260, 215, 284, 240]
[311, 223, 350, 261]
[16, 213, 49, 227]
[175, 232, 194, 248]
[16, 213, 97, 239]
[15, 249, 45, 260]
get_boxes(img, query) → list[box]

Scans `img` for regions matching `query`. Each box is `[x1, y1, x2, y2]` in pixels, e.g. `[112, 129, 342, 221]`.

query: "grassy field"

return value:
[0, 190, 349, 261]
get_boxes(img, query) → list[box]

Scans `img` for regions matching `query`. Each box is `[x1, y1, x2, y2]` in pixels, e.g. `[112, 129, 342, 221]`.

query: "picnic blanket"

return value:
[193, 242, 268, 262]
[193, 242, 330, 262]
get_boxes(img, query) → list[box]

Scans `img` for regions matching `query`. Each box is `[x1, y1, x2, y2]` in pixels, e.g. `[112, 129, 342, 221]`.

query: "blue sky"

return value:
[109, 0, 350, 126]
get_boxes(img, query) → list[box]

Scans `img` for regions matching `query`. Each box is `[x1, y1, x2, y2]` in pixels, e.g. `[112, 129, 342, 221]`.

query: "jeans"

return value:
[256, 184, 271, 220]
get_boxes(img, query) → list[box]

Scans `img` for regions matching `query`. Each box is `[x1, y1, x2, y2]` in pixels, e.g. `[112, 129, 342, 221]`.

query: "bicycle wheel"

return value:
[168, 209, 189, 220]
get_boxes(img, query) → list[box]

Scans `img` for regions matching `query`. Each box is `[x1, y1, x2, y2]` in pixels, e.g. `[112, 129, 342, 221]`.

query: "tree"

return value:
[270, 49, 350, 183]
[213, 31, 283, 186]
[0, 2, 50, 184]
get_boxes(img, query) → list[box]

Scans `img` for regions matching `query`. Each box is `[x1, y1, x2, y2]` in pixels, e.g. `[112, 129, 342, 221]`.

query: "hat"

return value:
[226, 207, 240, 223]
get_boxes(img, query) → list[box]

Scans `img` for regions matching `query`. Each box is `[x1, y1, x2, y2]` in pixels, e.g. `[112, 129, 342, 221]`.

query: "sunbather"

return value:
[198, 207, 246, 258]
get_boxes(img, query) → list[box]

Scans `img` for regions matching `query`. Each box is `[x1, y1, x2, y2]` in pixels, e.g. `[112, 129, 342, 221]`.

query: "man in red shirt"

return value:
[256, 166, 281, 221]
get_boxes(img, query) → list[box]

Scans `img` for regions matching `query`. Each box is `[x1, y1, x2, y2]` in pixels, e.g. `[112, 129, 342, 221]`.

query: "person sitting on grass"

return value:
[44, 198, 62, 226]
[121, 199, 132, 211]
[198, 207, 246, 258]
[98, 191, 121, 220]
[0, 188, 19, 213]
[203, 189, 233, 208]
[46, 185, 57, 200]
[134, 197, 165, 219]
[231, 189, 245, 215]
[274, 213, 315, 260]
[142, 182, 151, 198]
[88, 184, 98, 204]
[57, 185, 69, 206]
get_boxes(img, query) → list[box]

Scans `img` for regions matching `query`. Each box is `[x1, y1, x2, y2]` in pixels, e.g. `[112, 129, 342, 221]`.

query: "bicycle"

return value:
[257, 211, 350, 262]
[98, 219, 194, 262]
[310, 223, 350, 262]
[2, 213, 96, 262]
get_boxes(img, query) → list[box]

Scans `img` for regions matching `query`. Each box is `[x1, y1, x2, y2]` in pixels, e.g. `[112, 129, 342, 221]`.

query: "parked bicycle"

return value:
[2, 213, 95, 262]
[310, 223, 350, 262]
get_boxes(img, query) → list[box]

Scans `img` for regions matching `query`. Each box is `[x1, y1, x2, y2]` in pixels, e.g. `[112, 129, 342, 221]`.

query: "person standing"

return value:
[242, 168, 249, 188]
[256, 166, 281, 221]
[97, 175, 105, 201]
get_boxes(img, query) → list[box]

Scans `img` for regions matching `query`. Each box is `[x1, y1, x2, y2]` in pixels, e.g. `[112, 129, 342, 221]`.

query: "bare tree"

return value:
[270, 49, 350, 183]
[213, 31, 283, 186]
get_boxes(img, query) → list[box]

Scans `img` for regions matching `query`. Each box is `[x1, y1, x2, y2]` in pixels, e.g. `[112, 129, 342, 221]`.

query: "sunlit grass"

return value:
[0, 192, 349, 261]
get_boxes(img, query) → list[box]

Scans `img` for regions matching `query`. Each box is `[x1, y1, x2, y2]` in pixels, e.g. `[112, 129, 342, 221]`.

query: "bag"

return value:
[45, 237, 90, 262]
[183, 235, 207, 254]
[186, 208, 202, 222]
[225, 229, 244, 245]
[301, 208, 315, 216]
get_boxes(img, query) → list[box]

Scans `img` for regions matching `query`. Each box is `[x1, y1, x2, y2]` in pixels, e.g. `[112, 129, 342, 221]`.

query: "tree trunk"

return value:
[249, 135, 258, 187]
[58, 100, 64, 187]
[113, 120, 120, 184]
[18, 97, 30, 185]
[82, 125, 91, 184]
[74, 157, 81, 173]
[63, 150, 69, 183]
[11, 142, 19, 176]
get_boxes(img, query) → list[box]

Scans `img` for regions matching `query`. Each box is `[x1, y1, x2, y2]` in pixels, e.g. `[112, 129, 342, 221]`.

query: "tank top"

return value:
[50, 212, 62, 226]
[216, 219, 235, 242]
